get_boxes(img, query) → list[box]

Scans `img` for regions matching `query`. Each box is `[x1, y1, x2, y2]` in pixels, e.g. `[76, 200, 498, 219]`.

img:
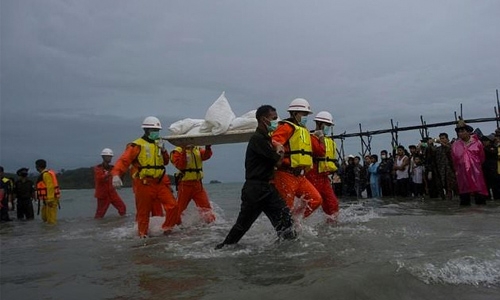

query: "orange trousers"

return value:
[177, 180, 215, 223]
[151, 201, 164, 217]
[133, 177, 178, 236]
[306, 172, 339, 217]
[95, 196, 126, 219]
[133, 182, 166, 218]
[273, 170, 322, 218]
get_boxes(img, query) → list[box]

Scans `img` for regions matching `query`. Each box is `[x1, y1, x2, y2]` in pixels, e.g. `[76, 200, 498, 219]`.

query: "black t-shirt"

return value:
[245, 128, 281, 181]
[14, 179, 35, 199]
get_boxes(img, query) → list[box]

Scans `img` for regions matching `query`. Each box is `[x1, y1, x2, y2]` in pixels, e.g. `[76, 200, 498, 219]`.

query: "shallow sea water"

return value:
[1, 183, 499, 300]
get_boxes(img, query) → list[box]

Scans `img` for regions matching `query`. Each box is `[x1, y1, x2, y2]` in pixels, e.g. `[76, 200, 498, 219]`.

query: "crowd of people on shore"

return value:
[1, 99, 499, 249]
[334, 123, 500, 205]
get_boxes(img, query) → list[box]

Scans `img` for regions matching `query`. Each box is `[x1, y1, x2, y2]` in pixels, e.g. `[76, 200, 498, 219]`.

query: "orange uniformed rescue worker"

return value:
[111, 116, 178, 238]
[93, 148, 127, 219]
[271, 98, 323, 218]
[35, 159, 61, 225]
[170, 145, 216, 224]
[305, 111, 340, 222]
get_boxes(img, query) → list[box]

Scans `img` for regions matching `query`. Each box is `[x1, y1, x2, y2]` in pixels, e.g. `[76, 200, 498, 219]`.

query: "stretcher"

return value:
[162, 128, 255, 146]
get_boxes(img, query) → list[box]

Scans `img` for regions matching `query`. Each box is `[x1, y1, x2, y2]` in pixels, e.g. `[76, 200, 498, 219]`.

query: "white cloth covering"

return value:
[199, 91, 236, 134]
[168, 92, 257, 136]
[168, 118, 205, 135]
[228, 109, 257, 130]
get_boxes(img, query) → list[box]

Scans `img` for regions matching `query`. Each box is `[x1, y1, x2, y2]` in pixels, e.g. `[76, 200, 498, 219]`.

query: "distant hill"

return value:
[3, 168, 174, 190]
[57, 167, 95, 189]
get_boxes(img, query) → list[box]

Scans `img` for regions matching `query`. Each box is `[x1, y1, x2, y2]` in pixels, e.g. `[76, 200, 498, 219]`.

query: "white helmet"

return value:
[287, 98, 313, 114]
[101, 148, 114, 156]
[314, 111, 334, 125]
[141, 116, 162, 129]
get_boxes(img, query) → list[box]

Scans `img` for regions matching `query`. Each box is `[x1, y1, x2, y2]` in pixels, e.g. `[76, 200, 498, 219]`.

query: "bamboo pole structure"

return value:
[496, 89, 499, 128]
[332, 116, 498, 140]
[330, 91, 499, 161]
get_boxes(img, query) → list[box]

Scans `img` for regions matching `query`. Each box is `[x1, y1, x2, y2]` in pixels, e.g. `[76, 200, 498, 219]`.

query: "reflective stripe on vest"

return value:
[2, 177, 14, 191]
[1, 177, 12, 187]
[315, 137, 338, 173]
[174, 146, 203, 181]
[133, 138, 165, 179]
[36, 170, 61, 201]
[282, 120, 313, 168]
[1, 177, 13, 203]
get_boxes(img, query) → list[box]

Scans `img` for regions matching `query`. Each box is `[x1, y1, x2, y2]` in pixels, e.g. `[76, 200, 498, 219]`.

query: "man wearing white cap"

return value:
[271, 98, 322, 218]
[306, 111, 339, 222]
[112, 116, 178, 237]
[93, 148, 127, 218]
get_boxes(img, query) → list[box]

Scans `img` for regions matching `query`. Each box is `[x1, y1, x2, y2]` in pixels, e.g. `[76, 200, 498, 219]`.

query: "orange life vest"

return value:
[36, 170, 61, 201]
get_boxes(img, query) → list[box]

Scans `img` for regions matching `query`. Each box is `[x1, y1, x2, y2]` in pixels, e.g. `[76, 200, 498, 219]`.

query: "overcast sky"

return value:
[1, 0, 499, 182]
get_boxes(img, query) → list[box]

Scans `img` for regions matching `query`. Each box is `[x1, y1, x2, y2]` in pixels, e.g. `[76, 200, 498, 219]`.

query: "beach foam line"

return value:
[404, 251, 500, 286]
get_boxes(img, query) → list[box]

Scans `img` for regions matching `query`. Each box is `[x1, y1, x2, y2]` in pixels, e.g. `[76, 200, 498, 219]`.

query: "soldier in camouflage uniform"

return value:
[433, 133, 457, 200]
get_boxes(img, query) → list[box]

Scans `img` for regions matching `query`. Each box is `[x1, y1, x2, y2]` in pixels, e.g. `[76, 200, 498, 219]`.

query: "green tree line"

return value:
[4, 168, 174, 190]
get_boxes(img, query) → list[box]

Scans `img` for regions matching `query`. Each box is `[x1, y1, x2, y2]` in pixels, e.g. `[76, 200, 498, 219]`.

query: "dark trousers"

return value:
[395, 178, 409, 197]
[365, 184, 372, 198]
[0, 196, 11, 221]
[426, 175, 440, 198]
[345, 183, 356, 197]
[412, 182, 424, 197]
[380, 174, 393, 197]
[333, 182, 343, 197]
[459, 193, 487, 206]
[221, 181, 296, 245]
[493, 174, 500, 200]
[17, 198, 34, 220]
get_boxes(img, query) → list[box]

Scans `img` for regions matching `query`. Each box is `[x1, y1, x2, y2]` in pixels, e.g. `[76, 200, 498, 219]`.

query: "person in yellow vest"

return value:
[271, 98, 322, 218]
[111, 116, 178, 238]
[170, 145, 216, 224]
[35, 159, 61, 225]
[305, 111, 340, 222]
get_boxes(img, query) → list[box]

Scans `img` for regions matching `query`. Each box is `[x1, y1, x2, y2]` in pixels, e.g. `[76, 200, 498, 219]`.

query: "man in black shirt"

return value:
[216, 105, 297, 249]
[14, 168, 35, 220]
[377, 150, 394, 197]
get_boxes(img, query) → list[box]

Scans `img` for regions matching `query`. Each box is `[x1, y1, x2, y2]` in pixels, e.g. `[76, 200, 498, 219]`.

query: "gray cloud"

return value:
[1, 0, 499, 182]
